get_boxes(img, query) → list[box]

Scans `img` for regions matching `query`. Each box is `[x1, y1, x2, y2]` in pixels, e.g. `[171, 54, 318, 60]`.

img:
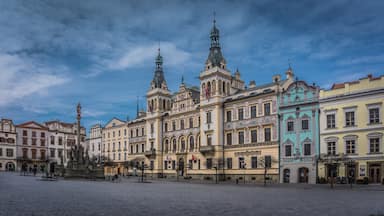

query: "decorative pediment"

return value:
[302, 137, 312, 144]
[104, 118, 126, 128]
[283, 139, 293, 145]
[17, 121, 48, 130]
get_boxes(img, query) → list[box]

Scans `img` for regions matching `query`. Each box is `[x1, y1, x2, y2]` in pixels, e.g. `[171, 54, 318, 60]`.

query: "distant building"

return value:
[16, 121, 49, 172]
[318, 74, 384, 184]
[0, 119, 17, 171]
[87, 124, 102, 162]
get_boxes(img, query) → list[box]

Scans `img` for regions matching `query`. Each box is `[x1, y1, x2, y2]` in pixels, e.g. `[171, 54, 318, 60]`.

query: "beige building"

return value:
[104, 20, 294, 183]
[0, 119, 17, 171]
[87, 124, 102, 162]
[102, 118, 129, 175]
[318, 74, 384, 184]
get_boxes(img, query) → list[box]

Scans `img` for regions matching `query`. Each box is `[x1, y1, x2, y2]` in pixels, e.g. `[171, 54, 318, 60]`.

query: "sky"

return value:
[0, 0, 383, 134]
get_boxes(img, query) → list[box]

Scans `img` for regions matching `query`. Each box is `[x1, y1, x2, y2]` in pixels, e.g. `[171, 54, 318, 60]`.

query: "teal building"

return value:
[279, 73, 320, 184]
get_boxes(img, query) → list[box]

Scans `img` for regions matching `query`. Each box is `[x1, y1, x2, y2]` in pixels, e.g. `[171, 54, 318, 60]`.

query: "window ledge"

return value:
[325, 127, 337, 130]
[366, 152, 383, 155]
[367, 122, 382, 126]
[344, 125, 357, 128]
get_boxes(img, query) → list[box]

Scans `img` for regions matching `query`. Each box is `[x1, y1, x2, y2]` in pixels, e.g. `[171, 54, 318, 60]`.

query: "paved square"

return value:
[0, 172, 383, 216]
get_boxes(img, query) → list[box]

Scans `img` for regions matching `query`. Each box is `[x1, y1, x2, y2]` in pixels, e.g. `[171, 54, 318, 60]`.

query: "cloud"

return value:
[0, 54, 69, 107]
[337, 55, 384, 66]
[108, 42, 191, 70]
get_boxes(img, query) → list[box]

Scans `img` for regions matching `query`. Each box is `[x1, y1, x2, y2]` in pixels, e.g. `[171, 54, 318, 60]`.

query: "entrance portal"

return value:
[369, 164, 381, 184]
[5, 162, 15, 171]
[283, 169, 290, 183]
[298, 167, 309, 183]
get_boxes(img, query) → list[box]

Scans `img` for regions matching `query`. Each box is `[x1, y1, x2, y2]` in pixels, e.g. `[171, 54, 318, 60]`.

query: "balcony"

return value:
[199, 145, 214, 154]
[144, 148, 156, 158]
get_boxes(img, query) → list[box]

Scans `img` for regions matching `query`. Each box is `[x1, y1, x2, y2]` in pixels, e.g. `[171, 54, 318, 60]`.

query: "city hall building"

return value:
[103, 20, 295, 183]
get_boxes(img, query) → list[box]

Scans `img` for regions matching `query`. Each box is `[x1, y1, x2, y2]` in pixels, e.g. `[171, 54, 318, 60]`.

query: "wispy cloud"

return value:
[337, 55, 384, 66]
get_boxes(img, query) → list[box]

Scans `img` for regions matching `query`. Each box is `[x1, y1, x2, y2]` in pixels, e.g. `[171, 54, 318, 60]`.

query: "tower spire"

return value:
[206, 13, 226, 69]
[151, 45, 167, 89]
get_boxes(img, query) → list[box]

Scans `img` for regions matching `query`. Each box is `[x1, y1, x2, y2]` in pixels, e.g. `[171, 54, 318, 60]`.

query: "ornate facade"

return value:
[279, 79, 320, 184]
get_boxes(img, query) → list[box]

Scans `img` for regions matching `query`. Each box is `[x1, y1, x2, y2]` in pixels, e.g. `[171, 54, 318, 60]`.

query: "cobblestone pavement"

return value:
[0, 172, 383, 216]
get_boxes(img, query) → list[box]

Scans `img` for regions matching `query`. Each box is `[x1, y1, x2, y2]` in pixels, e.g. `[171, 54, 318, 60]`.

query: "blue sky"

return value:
[0, 0, 383, 133]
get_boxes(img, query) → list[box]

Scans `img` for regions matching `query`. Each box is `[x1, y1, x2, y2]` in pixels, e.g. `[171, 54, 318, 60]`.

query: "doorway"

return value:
[178, 158, 184, 176]
[283, 169, 290, 183]
[298, 167, 309, 183]
[369, 164, 381, 183]
[5, 162, 15, 171]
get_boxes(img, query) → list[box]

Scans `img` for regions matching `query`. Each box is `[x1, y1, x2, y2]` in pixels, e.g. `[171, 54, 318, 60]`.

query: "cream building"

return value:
[102, 117, 129, 175]
[103, 19, 295, 183]
[44, 120, 86, 167]
[318, 74, 384, 184]
[0, 119, 17, 171]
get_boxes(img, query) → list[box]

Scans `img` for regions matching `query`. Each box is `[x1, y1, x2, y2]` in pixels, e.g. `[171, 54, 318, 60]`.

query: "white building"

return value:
[88, 124, 102, 162]
[0, 119, 17, 171]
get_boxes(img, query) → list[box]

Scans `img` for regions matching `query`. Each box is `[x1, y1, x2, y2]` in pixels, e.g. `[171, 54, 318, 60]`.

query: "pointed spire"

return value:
[151, 45, 167, 89]
[206, 13, 226, 69]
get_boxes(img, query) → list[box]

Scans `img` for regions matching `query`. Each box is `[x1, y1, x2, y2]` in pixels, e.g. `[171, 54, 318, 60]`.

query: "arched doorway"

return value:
[298, 167, 309, 183]
[6, 162, 15, 171]
[283, 169, 290, 183]
[178, 158, 184, 176]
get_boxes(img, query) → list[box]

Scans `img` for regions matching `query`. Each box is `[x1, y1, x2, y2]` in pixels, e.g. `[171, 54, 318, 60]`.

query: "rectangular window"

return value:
[327, 142, 336, 155]
[304, 143, 311, 156]
[31, 138, 36, 145]
[264, 155, 272, 168]
[41, 132, 45, 138]
[189, 160, 193, 170]
[369, 108, 380, 124]
[40, 139, 45, 146]
[180, 120, 184, 130]
[226, 133, 232, 145]
[40, 150, 45, 160]
[206, 111, 212, 124]
[141, 144, 145, 152]
[264, 128, 271, 142]
[287, 121, 294, 132]
[130, 145, 133, 153]
[251, 106, 257, 118]
[346, 140, 356, 154]
[189, 118, 193, 128]
[207, 135, 212, 146]
[251, 130, 257, 143]
[264, 103, 271, 116]
[58, 137, 63, 145]
[285, 145, 292, 157]
[23, 130, 27, 136]
[302, 119, 309, 130]
[238, 108, 244, 120]
[172, 121, 176, 131]
[32, 131, 36, 137]
[198, 159, 201, 170]
[326, 114, 336, 128]
[50, 136, 55, 145]
[58, 150, 63, 158]
[238, 131, 244, 144]
[164, 123, 168, 132]
[226, 110, 232, 122]
[369, 138, 380, 153]
[251, 156, 257, 169]
[50, 149, 55, 158]
[227, 158, 232, 169]
[0, 148, 2, 156]
[345, 111, 355, 127]
[206, 158, 212, 169]
[23, 138, 28, 145]
[6, 149, 13, 157]
[150, 161, 154, 170]
[31, 149, 36, 159]
[164, 161, 168, 170]
[22, 149, 28, 158]
[239, 157, 245, 169]
[172, 160, 176, 170]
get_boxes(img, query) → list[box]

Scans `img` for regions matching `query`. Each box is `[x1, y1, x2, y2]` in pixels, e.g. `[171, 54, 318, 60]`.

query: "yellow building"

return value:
[319, 74, 384, 184]
[102, 118, 129, 176]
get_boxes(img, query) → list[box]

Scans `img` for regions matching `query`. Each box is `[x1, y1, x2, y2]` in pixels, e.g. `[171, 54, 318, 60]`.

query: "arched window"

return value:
[212, 80, 216, 95]
[172, 139, 177, 153]
[218, 80, 222, 94]
[189, 136, 194, 152]
[202, 83, 206, 95]
[223, 82, 226, 94]
[181, 138, 185, 152]
[227, 83, 230, 95]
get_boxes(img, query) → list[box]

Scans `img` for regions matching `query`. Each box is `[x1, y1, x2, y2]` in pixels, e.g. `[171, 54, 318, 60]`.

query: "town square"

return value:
[0, 0, 383, 215]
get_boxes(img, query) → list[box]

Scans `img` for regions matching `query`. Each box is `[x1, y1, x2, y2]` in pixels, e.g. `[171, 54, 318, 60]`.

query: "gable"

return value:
[104, 118, 126, 128]
[17, 121, 48, 130]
